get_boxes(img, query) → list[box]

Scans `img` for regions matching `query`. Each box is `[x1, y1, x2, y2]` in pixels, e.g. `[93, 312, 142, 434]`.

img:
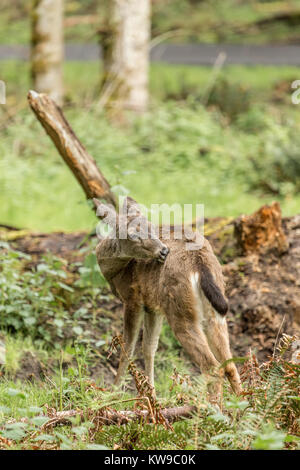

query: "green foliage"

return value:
[97, 420, 191, 450]
[0, 244, 71, 344]
[1, 62, 300, 232]
[235, 105, 270, 134]
[0, 243, 107, 348]
[0, 341, 298, 450]
[247, 127, 300, 197]
[152, 0, 300, 45]
[2, 0, 300, 45]
[75, 253, 107, 289]
[207, 78, 253, 121]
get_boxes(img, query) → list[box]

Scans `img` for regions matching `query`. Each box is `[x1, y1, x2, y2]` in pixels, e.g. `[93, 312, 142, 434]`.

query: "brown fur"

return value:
[94, 197, 242, 402]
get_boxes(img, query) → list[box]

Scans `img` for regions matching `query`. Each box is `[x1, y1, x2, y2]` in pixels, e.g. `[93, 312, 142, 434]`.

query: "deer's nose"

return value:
[159, 246, 169, 262]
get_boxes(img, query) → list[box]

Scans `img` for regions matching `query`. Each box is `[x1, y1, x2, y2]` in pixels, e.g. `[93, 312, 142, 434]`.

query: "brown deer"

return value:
[93, 197, 242, 402]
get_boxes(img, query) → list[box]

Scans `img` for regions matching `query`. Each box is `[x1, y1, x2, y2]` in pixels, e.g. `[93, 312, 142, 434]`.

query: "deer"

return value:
[93, 197, 242, 403]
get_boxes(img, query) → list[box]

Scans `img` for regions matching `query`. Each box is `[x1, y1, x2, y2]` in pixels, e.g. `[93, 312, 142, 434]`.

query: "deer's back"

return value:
[133, 237, 225, 314]
[97, 234, 225, 317]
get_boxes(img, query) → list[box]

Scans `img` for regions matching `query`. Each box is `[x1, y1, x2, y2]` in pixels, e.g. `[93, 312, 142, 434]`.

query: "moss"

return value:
[204, 218, 234, 237]
[0, 229, 33, 241]
[221, 246, 237, 261]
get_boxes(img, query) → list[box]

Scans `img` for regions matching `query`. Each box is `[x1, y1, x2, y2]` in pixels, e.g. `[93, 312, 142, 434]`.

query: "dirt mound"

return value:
[211, 211, 300, 361]
[14, 351, 48, 382]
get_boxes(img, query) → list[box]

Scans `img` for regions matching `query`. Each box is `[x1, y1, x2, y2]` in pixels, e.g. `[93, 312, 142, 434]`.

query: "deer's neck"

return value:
[97, 238, 133, 281]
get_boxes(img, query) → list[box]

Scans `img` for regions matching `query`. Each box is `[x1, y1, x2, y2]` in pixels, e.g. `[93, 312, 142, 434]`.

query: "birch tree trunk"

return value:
[31, 0, 64, 106]
[101, 0, 151, 113]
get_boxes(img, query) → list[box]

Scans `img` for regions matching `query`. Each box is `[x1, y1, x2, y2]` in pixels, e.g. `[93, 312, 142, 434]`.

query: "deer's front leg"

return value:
[114, 304, 143, 386]
[143, 309, 164, 388]
[205, 313, 242, 395]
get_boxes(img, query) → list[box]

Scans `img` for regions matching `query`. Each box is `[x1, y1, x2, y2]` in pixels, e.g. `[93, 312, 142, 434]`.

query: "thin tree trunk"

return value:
[28, 91, 117, 207]
[31, 0, 64, 106]
[101, 0, 151, 113]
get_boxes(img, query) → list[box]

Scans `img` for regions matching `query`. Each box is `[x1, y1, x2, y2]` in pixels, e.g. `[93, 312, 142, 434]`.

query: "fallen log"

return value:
[42, 405, 197, 429]
[27, 90, 117, 207]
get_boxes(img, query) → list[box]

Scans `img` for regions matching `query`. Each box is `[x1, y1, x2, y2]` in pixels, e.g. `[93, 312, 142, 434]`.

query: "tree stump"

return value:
[234, 202, 289, 255]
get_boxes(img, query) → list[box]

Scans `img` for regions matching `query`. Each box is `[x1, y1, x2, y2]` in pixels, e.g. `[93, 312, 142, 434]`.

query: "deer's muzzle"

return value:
[158, 246, 169, 263]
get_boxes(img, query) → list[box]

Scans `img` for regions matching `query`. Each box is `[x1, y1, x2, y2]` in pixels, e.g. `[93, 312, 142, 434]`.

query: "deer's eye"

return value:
[128, 232, 140, 242]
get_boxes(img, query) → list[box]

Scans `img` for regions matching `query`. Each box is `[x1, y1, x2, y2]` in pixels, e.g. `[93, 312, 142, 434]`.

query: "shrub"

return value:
[248, 128, 300, 196]
[207, 78, 253, 121]
[0, 243, 105, 347]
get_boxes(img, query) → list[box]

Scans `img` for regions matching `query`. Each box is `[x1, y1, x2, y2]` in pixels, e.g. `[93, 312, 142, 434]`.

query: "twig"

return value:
[202, 52, 227, 106]
[273, 314, 286, 358]
[150, 29, 185, 50]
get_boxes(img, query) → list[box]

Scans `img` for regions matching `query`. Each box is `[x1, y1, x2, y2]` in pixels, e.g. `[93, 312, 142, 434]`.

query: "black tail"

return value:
[200, 265, 228, 315]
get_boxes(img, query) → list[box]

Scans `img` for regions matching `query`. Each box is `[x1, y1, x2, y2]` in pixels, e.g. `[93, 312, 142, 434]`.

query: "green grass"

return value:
[0, 61, 299, 231]
[0, 232, 299, 450]
[0, 332, 299, 450]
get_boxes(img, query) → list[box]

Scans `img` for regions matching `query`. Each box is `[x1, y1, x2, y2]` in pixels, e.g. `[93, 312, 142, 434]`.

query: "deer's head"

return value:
[93, 197, 169, 263]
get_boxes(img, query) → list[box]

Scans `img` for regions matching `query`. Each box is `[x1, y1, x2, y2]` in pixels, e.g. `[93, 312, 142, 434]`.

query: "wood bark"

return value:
[101, 0, 151, 112]
[31, 0, 64, 106]
[28, 90, 117, 207]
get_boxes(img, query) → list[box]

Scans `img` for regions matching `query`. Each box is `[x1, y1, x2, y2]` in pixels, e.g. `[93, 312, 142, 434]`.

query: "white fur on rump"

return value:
[190, 272, 226, 326]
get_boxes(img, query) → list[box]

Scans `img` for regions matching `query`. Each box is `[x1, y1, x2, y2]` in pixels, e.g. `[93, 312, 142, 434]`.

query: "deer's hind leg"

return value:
[166, 309, 222, 403]
[114, 304, 143, 386]
[205, 310, 242, 395]
[143, 309, 164, 388]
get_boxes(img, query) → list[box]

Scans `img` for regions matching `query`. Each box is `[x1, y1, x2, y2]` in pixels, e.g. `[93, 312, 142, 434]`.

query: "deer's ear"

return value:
[93, 198, 101, 209]
[123, 196, 142, 218]
[93, 199, 117, 227]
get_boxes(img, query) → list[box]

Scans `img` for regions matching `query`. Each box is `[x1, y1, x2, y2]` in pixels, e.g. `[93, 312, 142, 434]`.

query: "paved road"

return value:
[1, 43, 300, 65]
